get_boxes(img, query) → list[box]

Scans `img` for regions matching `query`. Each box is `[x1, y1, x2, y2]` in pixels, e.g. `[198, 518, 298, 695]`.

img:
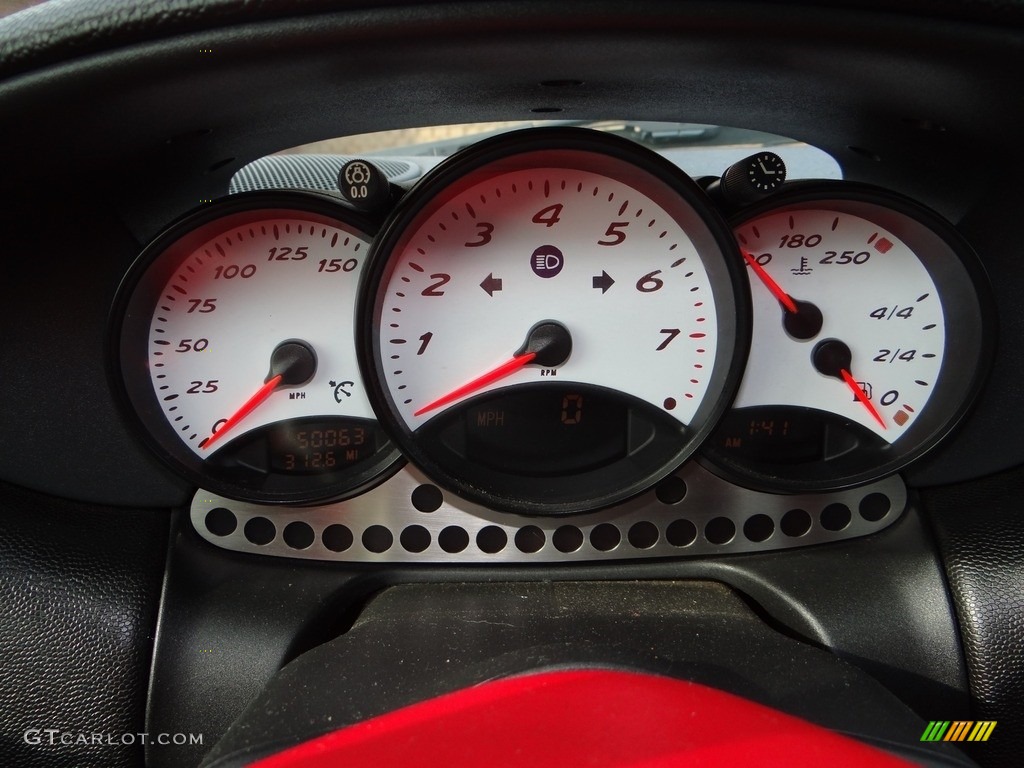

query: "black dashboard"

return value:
[1, 2, 1023, 767]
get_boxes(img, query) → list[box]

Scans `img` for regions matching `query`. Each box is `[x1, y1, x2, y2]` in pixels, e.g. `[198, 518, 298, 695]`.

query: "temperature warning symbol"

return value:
[791, 256, 813, 276]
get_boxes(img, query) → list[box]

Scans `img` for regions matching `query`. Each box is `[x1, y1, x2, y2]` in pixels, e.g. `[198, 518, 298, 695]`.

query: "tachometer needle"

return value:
[840, 369, 886, 430]
[742, 250, 797, 314]
[414, 352, 536, 417]
[413, 320, 573, 417]
[202, 375, 283, 450]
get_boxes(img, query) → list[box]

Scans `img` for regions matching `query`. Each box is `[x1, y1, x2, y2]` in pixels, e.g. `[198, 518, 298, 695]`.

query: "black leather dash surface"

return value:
[925, 465, 1024, 768]
[0, 481, 168, 768]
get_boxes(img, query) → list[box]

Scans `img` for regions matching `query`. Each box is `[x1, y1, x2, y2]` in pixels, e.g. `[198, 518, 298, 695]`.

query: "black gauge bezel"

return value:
[109, 190, 404, 506]
[358, 127, 751, 515]
[700, 181, 995, 493]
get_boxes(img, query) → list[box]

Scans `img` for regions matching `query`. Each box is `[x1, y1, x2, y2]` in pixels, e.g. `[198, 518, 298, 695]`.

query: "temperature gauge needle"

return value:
[743, 250, 823, 340]
[812, 339, 886, 430]
[201, 339, 318, 451]
[414, 321, 573, 417]
[743, 250, 797, 314]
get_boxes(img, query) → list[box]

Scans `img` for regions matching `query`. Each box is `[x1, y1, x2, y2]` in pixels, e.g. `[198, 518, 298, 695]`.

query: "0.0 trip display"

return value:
[702, 187, 991, 491]
[362, 128, 748, 514]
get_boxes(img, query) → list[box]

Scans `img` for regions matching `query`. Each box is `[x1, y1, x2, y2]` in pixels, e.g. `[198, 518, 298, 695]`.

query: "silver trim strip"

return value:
[190, 462, 906, 564]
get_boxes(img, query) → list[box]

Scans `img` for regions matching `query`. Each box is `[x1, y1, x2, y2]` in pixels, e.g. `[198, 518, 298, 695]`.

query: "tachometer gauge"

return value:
[701, 183, 993, 491]
[113, 192, 402, 505]
[360, 128, 749, 515]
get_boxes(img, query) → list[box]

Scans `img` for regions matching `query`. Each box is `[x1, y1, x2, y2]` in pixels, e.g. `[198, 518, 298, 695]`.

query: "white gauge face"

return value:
[150, 216, 375, 454]
[363, 134, 747, 515]
[119, 199, 399, 505]
[734, 209, 946, 441]
[702, 190, 990, 493]
[380, 166, 719, 429]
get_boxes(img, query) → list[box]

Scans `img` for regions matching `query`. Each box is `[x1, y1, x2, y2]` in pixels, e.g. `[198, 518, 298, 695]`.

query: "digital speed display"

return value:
[459, 388, 628, 476]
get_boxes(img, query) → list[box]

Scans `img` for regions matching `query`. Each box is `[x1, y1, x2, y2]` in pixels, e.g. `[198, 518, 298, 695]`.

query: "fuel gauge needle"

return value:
[840, 368, 886, 430]
[812, 339, 886, 430]
[414, 321, 573, 417]
[201, 339, 318, 451]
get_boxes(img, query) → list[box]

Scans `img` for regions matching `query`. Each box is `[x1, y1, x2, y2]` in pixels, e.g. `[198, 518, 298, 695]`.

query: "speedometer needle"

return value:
[812, 339, 886, 429]
[201, 339, 318, 450]
[742, 250, 797, 314]
[414, 321, 572, 417]
[202, 375, 283, 450]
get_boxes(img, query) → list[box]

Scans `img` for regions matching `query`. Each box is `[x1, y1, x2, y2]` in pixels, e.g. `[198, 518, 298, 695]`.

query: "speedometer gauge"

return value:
[113, 192, 401, 504]
[701, 183, 993, 491]
[360, 128, 749, 515]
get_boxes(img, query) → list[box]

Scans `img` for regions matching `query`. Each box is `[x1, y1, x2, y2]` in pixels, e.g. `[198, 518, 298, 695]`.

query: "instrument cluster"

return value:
[110, 126, 993, 532]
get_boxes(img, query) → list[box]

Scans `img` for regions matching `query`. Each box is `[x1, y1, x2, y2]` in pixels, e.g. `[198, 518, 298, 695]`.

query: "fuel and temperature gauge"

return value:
[702, 184, 993, 491]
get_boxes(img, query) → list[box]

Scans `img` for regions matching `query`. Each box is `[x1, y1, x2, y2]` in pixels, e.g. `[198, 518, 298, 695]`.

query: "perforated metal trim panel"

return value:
[191, 462, 906, 563]
[229, 154, 420, 194]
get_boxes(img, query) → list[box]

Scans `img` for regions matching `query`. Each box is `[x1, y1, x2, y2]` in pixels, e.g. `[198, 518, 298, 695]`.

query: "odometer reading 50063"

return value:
[360, 128, 748, 514]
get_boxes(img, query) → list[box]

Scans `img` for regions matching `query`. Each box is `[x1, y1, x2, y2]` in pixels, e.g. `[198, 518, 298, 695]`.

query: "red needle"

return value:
[202, 374, 283, 450]
[840, 369, 886, 430]
[414, 352, 537, 417]
[742, 251, 798, 314]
